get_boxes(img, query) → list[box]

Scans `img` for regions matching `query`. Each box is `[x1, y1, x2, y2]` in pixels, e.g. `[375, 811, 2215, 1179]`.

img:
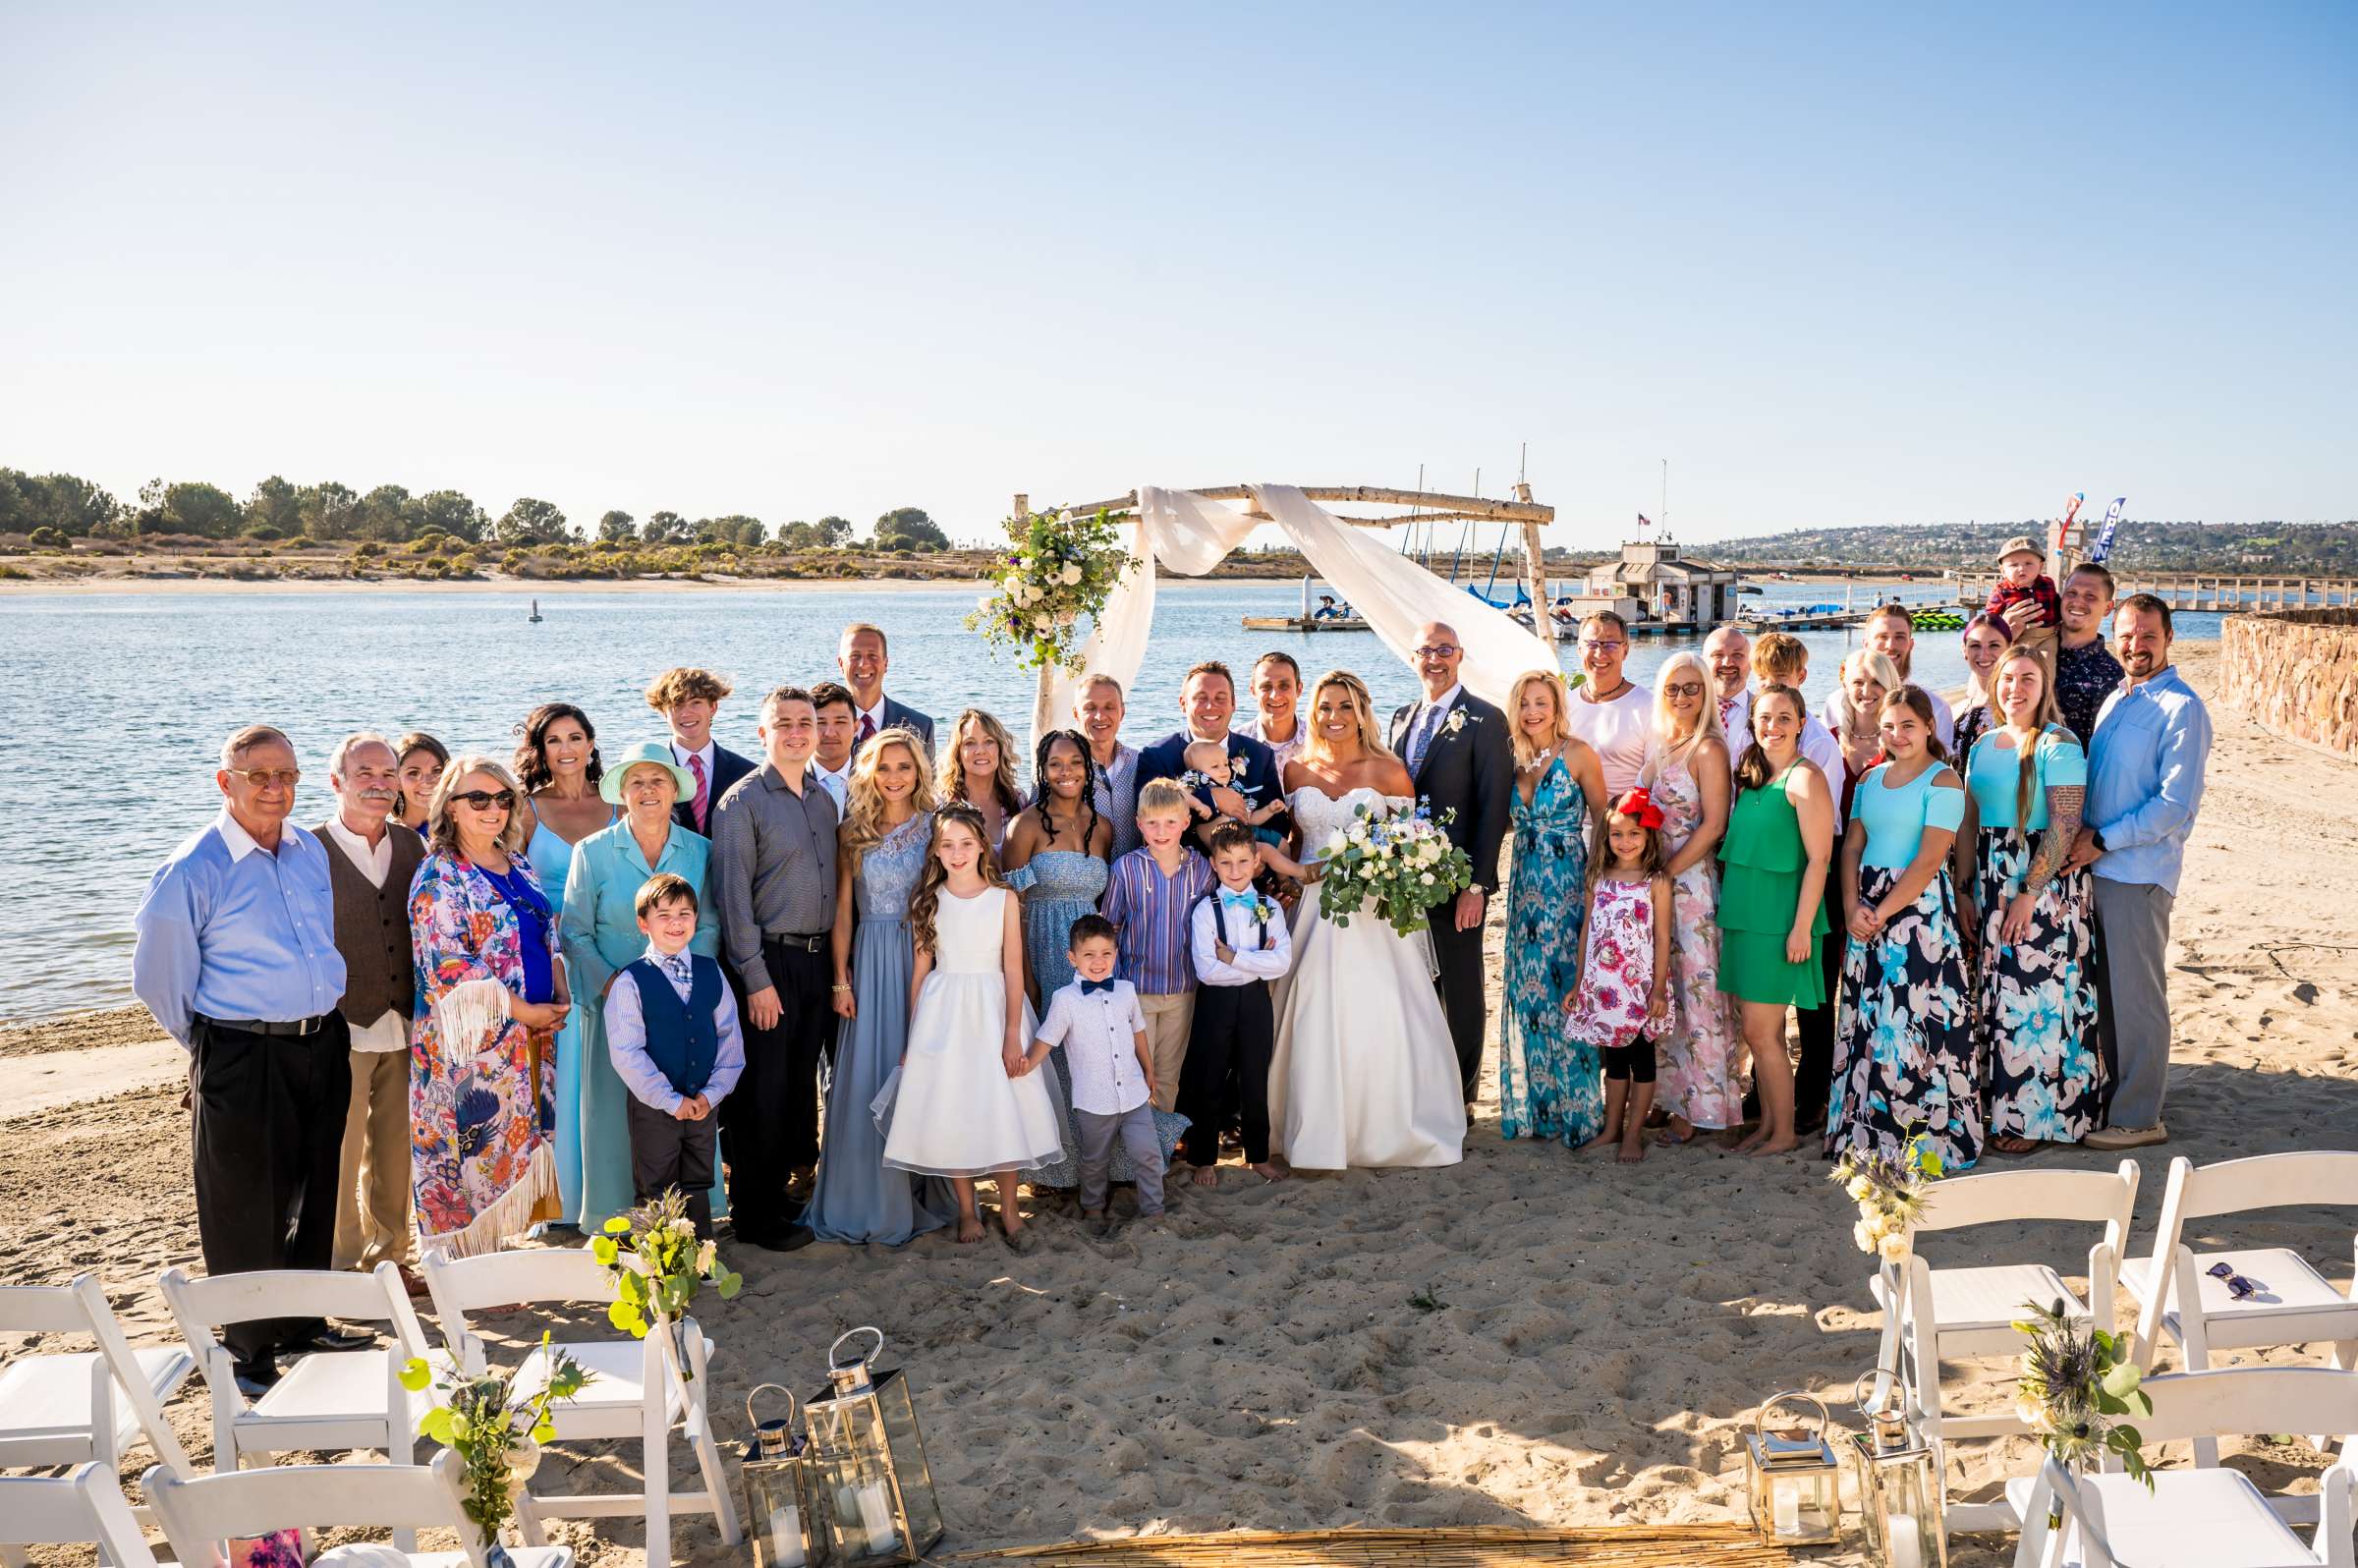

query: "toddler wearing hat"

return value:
[1986, 535, 2060, 632]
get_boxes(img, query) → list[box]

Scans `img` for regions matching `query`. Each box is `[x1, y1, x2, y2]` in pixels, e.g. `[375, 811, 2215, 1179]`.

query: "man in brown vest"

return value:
[316, 733, 426, 1286]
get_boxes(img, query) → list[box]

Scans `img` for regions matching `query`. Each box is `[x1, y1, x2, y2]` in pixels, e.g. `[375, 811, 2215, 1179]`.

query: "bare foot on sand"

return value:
[956, 1213, 985, 1244]
[1191, 1165, 1220, 1188]
[1250, 1160, 1290, 1183]
[1748, 1134, 1801, 1157]
[1617, 1137, 1647, 1163]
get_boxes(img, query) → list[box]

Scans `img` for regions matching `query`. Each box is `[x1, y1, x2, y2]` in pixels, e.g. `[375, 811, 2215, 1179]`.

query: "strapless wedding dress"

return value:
[1267, 788, 1467, 1170]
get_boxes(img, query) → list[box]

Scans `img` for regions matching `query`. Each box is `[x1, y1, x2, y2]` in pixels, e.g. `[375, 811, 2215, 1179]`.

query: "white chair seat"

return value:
[1875, 1261, 2087, 1333]
[248, 1352, 418, 1427]
[515, 1337, 708, 1421]
[314, 1547, 575, 1568]
[2004, 1469, 2318, 1567]
[0, 1346, 193, 1452]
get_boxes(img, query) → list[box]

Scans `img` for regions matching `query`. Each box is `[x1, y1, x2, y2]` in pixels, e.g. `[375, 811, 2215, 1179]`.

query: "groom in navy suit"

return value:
[1387, 623, 1512, 1108]
[1134, 660, 1277, 852]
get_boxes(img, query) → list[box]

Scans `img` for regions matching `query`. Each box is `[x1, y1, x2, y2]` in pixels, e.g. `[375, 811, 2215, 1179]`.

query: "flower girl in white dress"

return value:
[881, 804, 1063, 1247]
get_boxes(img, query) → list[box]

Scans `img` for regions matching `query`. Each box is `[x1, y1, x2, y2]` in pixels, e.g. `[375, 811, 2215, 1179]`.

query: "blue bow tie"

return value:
[1219, 890, 1260, 911]
[1079, 978, 1117, 996]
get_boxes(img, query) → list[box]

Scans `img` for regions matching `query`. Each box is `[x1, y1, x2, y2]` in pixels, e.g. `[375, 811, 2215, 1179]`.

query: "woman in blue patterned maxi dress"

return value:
[1496, 672, 1610, 1146]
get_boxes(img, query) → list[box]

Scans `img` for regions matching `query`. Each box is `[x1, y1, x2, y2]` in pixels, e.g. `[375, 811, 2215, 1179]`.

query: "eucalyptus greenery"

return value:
[592, 1188, 742, 1369]
[398, 1330, 589, 1540]
[2013, 1297, 2155, 1525]
[964, 506, 1131, 672]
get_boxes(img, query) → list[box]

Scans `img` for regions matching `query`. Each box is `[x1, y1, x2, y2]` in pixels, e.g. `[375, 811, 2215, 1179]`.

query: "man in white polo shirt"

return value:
[1564, 610, 1654, 796]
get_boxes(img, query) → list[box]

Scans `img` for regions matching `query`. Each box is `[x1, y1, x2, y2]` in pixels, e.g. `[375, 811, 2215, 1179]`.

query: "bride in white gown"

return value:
[1267, 670, 1467, 1170]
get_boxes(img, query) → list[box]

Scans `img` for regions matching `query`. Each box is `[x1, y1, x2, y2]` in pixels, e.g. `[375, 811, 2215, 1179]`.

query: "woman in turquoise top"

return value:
[514, 702, 618, 1228]
[1962, 648, 2100, 1153]
[559, 742, 727, 1229]
[1830, 686, 1978, 1170]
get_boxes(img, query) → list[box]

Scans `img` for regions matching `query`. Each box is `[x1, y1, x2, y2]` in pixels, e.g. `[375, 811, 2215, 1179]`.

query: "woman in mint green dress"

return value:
[1496, 670, 1609, 1147]
[559, 742, 727, 1229]
[1717, 684, 1835, 1156]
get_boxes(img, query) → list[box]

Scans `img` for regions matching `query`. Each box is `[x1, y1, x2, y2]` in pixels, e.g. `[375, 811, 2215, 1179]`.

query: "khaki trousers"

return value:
[332, 1045, 413, 1269]
[1139, 991, 1197, 1112]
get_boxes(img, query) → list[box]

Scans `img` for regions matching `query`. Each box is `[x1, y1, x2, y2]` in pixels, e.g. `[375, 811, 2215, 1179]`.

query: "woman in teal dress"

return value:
[514, 702, 617, 1227]
[1496, 671, 1609, 1146]
[1003, 729, 1186, 1188]
[558, 741, 727, 1229]
[807, 727, 950, 1244]
[1718, 684, 1836, 1157]
[1830, 686, 1978, 1171]
[1963, 648, 2100, 1153]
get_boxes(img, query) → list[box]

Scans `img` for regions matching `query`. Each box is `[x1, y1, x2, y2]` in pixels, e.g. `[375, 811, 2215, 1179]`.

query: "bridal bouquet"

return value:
[965, 506, 1130, 672]
[1316, 802, 1473, 938]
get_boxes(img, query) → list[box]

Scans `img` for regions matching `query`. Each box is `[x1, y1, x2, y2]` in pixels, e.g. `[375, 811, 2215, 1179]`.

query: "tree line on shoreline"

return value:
[0, 468, 956, 555]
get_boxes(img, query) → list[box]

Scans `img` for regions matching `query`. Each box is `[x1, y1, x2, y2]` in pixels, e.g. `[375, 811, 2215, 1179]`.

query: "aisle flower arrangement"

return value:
[965, 506, 1131, 672]
[399, 1331, 589, 1540]
[2013, 1297, 2154, 1523]
[1315, 802, 1473, 937]
[593, 1188, 742, 1363]
[1831, 1130, 1942, 1262]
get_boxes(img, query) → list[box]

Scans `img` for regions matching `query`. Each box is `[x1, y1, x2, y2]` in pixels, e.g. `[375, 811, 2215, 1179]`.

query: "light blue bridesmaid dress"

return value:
[526, 817, 591, 1224]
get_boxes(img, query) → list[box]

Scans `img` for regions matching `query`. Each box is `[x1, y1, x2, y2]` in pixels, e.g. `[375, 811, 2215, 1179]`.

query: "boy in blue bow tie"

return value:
[603, 872, 745, 1239]
[1177, 823, 1295, 1187]
[1034, 913, 1161, 1236]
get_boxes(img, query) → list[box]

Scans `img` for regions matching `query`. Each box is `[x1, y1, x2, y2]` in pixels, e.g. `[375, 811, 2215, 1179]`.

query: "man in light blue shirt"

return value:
[2072, 597, 2212, 1149]
[132, 725, 355, 1394]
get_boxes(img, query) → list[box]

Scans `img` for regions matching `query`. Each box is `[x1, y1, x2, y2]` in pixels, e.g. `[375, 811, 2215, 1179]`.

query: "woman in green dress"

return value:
[1717, 684, 1835, 1157]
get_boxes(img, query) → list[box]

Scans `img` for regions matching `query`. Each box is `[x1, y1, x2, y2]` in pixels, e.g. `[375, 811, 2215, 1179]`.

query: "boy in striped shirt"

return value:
[1099, 778, 1213, 1112]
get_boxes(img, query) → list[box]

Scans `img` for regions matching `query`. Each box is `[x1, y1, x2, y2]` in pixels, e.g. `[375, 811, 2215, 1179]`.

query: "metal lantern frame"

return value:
[1743, 1389, 1844, 1547]
[801, 1327, 944, 1566]
[740, 1383, 835, 1568]
[1850, 1372, 1949, 1568]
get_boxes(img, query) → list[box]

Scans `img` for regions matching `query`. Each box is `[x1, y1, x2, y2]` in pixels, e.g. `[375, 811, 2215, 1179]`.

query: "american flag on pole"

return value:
[1636, 513, 1654, 536]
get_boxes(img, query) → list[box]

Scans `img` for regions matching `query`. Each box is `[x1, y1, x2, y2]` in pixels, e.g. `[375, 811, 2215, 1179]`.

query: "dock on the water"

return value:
[1954, 573, 2358, 613]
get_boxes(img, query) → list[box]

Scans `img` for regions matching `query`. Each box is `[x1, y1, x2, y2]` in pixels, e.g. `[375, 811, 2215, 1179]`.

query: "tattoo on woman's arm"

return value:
[2026, 783, 2085, 894]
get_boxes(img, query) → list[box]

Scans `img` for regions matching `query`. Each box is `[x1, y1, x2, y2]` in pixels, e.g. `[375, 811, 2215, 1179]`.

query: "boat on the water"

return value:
[528, 598, 543, 624]
[1243, 576, 1368, 633]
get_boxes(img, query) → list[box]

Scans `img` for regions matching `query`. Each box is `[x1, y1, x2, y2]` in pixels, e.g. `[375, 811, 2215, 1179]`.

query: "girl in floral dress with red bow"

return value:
[1562, 791, 1676, 1162]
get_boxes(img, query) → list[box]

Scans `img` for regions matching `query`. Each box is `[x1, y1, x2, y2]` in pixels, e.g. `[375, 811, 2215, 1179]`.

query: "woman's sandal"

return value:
[1988, 1134, 2040, 1157]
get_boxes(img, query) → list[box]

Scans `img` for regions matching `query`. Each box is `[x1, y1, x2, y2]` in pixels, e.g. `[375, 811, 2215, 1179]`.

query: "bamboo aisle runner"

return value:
[951, 1522, 1794, 1565]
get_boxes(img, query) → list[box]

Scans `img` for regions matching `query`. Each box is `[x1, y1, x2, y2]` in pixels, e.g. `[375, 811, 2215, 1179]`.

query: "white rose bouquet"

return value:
[1829, 1130, 1942, 1264]
[1314, 801, 1472, 938]
[965, 506, 1131, 672]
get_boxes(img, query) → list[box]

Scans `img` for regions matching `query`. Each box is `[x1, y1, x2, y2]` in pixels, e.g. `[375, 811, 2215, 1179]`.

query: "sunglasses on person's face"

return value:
[2207, 1260, 2262, 1300]
[451, 789, 517, 812]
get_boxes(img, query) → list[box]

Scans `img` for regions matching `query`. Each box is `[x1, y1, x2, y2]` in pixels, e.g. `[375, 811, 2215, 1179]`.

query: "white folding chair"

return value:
[144, 1451, 576, 1568]
[0, 1463, 161, 1568]
[420, 1245, 741, 1563]
[1873, 1160, 2141, 1530]
[160, 1262, 433, 1472]
[1, 1272, 196, 1483]
[2008, 1366, 2358, 1567]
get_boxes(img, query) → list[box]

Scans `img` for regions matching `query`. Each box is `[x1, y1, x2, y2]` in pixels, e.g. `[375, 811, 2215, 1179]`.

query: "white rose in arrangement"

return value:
[1852, 1220, 1875, 1254]
[1034, 613, 1055, 632]
[1846, 1175, 1875, 1202]
[696, 1240, 717, 1274]
[1358, 865, 1375, 878]
[1876, 1231, 1910, 1262]
[1057, 609, 1077, 626]
[1060, 563, 1083, 586]
[1420, 871, 1435, 885]
[1324, 832, 1348, 857]
[1349, 823, 1370, 844]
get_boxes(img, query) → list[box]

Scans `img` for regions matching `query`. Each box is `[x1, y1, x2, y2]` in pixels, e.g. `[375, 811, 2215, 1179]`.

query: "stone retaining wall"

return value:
[2219, 609, 2358, 760]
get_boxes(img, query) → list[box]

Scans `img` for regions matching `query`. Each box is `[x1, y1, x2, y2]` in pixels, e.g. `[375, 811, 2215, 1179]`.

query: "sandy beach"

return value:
[10, 644, 2354, 1567]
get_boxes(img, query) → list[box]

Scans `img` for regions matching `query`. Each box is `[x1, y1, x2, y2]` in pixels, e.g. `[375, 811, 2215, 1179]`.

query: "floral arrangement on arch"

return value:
[1831, 1129, 1943, 1262]
[965, 506, 1131, 672]
[1315, 801, 1473, 938]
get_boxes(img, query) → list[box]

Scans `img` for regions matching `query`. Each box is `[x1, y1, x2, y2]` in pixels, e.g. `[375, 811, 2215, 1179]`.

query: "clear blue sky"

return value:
[4, 2, 2351, 547]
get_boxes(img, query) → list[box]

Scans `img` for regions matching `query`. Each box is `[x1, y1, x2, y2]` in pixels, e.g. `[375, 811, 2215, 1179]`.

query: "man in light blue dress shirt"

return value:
[132, 725, 355, 1393]
[2072, 597, 2213, 1149]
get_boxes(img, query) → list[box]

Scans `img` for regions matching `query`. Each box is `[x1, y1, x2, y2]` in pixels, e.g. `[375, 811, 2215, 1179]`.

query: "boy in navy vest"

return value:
[602, 872, 745, 1240]
[1176, 823, 1294, 1187]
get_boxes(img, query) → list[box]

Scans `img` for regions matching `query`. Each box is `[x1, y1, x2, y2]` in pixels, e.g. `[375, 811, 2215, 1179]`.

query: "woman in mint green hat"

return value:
[559, 741, 728, 1229]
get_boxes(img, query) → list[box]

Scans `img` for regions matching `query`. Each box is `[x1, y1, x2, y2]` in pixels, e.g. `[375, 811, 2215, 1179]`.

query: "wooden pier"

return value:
[1954, 573, 2358, 613]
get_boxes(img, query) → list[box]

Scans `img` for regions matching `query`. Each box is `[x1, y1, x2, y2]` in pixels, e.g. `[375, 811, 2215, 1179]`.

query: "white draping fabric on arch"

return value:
[1035, 483, 1560, 745]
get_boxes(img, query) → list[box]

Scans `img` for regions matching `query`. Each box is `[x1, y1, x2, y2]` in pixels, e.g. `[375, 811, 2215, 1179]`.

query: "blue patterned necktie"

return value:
[660, 953, 693, 992]
[1408, 702, 1443, 771]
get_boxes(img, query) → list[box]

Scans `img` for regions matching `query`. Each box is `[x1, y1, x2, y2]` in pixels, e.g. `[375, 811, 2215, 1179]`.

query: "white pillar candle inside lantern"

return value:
[1849, 1371, 1948, 1568]
[1743, 1390, 1842, 1547]
[739, 1382, 830, 1568]
[803, 1327, 944, 1565]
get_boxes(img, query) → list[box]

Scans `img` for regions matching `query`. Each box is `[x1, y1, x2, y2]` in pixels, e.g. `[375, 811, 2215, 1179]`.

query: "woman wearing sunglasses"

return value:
[408, 755, 570, 1258]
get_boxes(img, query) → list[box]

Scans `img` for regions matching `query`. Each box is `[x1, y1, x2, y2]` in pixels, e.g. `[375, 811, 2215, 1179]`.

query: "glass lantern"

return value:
[740, 1383, 833, 1568]
[1849, 1372, 1947, 1568]
[802, 1327, 944, 1565]
[1743, 1390, 1842, 1547]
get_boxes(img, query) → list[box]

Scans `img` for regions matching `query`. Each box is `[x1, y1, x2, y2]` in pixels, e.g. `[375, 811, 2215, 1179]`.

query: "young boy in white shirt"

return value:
[1176, 823, 1294, 1186]
[1033, 913, 1163, 1236]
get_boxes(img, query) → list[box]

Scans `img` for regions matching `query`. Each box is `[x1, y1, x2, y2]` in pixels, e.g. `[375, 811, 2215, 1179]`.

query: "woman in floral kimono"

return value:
[411, 755, 569, 1257]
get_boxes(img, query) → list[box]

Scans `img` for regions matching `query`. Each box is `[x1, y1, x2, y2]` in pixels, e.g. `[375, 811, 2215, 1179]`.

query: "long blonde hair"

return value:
[1297, 670, 1394, 771]
[939, 707, 1024, 814]
[908, 803, 1006, 956]
[425, 756, 530, 859]
[1652, 650, 1724, 768]
[1828, 648, 1904, 740]
[842, 725, 938, 872]
[1991, 647, 2064, 845]
[1506, 669, 1570, 766]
